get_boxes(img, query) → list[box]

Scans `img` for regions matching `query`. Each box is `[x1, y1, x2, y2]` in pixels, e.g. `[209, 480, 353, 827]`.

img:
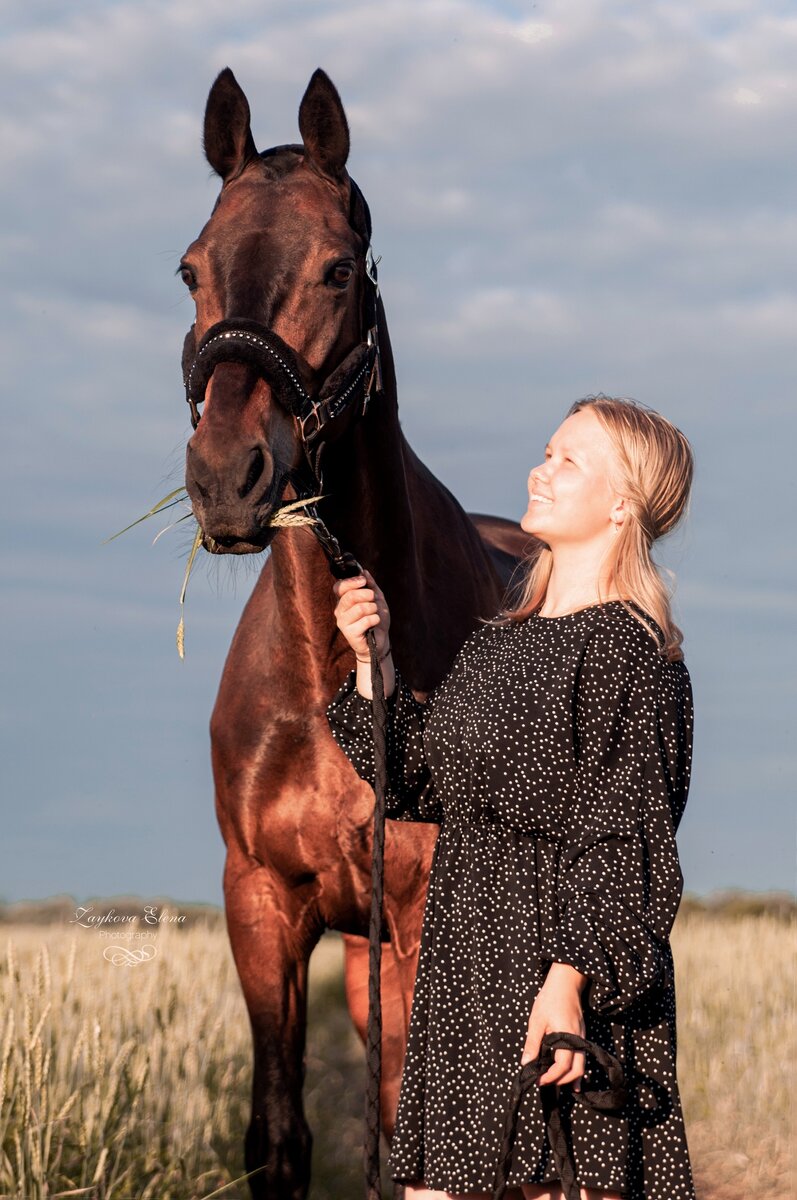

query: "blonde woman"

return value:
[326, 396, 696, 1200]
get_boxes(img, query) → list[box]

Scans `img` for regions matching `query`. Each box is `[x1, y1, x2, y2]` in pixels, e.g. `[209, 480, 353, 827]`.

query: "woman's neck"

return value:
[541, 548, 622, 616]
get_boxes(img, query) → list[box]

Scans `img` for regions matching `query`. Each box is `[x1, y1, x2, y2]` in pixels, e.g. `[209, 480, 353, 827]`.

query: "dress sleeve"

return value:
[541, 613, 693, 1016]
[326, 666, 443, 824]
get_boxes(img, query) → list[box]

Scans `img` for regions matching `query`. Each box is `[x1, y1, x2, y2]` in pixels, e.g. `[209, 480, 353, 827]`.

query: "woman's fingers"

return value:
[332, 576, 372, 600]
[332, 577, 386, 617]
[348, 613, 381, 637]
[342, 599, 378, 619]
[332, 581, 377, 621]
[536, 1047, 574, 1087]
[542, 1050, 586, 1089]
[520, 1023, 542, 1067]
[331, 570, 391, 660]
[522, 1038, 586, 1090]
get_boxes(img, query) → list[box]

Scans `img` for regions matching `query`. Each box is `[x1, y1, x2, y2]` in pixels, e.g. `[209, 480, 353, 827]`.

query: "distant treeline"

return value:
[0, 889, 794, 926]
[678, 889, 795, 920]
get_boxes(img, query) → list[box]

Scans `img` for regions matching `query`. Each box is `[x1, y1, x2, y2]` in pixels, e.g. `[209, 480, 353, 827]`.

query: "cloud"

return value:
[513, 21, 555, 46]
[1, 0, 795, 898]
[427, 286, 574, 352]
[733, 86, 763, 104]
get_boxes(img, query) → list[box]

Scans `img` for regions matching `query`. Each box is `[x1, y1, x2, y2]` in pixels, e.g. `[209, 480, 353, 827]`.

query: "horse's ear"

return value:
[298, 68, 350, 180]
[203, 68, 258, 181]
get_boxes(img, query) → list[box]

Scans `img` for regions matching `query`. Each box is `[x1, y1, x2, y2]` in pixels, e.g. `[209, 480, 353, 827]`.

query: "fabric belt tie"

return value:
[492, 1031, 627, 1200]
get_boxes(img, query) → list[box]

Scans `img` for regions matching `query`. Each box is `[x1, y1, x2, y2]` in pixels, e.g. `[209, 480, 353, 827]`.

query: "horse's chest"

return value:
[214, 708, 368, 880]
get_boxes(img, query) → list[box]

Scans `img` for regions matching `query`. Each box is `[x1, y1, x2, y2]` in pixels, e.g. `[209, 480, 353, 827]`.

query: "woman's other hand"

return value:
[521, 964, 587, 1091]
[332, 568, 392, 663]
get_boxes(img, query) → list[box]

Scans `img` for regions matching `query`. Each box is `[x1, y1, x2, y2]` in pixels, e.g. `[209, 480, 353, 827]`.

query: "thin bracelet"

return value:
[355, 646, 393, 665]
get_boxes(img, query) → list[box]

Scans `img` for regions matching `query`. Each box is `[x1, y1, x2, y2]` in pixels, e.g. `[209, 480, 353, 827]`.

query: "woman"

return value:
[326, 396, 696, 1200]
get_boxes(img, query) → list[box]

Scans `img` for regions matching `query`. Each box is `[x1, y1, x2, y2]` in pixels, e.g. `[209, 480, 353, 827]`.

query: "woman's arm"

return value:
[540, 612, 691, 1017]
[326, 570, 443, 823]
[354, 646, 396, 702]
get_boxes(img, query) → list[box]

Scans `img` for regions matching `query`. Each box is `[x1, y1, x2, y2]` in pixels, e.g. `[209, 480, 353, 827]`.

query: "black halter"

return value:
[181, 177, 383, 506]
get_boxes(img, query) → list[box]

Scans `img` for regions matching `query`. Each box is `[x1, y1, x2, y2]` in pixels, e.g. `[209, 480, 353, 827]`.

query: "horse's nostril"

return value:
[216, 535, 242, 548]
[239, 446, 265, 499]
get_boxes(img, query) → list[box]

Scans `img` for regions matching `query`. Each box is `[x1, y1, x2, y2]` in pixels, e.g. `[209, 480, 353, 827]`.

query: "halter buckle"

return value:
[365, 245, 381, 291]
[187, 395, 202, 430]
[363, 325, 383, 415]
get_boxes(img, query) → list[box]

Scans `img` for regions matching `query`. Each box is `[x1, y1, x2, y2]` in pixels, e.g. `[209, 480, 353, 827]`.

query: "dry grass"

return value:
[0, 923, 252, 1198]
[103, 488, 325, 662]
[0, 907, 793, 1199]
[671, 910, 796, 1199]
[0, 921, 379, 1200]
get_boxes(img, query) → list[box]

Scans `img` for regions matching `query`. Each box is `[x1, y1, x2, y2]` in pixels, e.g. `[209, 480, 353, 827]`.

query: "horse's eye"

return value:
[179, 265, 197, 292]
[329, 262, 354, 288]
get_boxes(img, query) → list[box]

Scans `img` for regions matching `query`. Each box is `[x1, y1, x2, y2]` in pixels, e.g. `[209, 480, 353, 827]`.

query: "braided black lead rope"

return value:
[364, 624, 388, 1200]
[323, 547, 388, 1200]
[492, 1031, 628, 1200]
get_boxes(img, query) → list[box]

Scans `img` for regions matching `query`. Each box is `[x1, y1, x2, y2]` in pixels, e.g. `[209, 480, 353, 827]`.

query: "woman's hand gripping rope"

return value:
[522, 963, 589, 1093]
[332, 568, 392, 664]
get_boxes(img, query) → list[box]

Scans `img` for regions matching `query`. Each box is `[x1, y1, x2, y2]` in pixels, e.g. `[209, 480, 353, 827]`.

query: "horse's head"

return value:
[180, 68, 378, 554]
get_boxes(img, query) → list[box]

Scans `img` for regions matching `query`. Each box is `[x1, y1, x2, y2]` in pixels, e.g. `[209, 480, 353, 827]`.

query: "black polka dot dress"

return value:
[326, 599, 696, 1199]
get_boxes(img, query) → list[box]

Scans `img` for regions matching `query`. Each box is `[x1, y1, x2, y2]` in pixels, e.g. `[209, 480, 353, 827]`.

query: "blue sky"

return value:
[2, 0, 794, 905]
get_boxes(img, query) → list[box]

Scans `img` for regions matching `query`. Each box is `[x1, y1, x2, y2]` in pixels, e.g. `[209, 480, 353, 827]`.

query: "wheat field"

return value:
[0, 903, 793, 1199]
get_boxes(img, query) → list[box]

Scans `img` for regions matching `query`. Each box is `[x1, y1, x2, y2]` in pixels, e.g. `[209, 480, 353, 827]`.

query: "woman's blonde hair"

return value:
[493, 395, 694, 662]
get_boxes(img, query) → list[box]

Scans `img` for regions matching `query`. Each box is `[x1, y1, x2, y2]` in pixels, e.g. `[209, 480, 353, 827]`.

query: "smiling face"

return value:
[520, 407, 626, 549]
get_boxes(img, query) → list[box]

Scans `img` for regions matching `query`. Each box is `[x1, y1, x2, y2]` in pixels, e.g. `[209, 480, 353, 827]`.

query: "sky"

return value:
[2, 0, 794, 906]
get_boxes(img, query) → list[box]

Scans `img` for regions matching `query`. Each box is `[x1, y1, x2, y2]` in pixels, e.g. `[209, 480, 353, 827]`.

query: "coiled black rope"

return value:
[491, 1031, 627, 1200]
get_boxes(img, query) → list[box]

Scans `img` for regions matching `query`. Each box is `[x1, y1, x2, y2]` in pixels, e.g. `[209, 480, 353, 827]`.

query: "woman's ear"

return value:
[610, 497, 627, 530]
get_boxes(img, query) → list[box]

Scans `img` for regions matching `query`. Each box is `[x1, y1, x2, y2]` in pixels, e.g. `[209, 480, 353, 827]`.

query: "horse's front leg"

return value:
[224, 843, 320, 1200]
[342, 933, 412, 1140]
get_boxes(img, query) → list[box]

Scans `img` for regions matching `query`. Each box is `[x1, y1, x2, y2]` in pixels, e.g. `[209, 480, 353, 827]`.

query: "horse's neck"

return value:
[268, 313, 502, 691]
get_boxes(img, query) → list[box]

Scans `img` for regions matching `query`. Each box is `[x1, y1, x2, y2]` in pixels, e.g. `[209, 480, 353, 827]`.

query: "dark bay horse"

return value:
[179, 66, 534, 1198]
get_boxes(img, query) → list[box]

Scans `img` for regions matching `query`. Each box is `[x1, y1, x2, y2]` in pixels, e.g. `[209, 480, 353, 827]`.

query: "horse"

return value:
[179, 66, 534, 1198]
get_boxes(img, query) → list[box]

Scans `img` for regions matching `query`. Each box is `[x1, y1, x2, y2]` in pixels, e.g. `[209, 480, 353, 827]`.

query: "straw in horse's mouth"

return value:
[267, 494, 326, 527]
[104, 489, 326, 659]
[180, 496, 326, 652]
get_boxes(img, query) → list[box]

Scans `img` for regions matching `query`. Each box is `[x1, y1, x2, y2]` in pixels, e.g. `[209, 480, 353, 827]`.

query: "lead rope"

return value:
[491, 1031, 628, 1200]
[364, 624, 387, 1200]
[318, 549, 388, 1200]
